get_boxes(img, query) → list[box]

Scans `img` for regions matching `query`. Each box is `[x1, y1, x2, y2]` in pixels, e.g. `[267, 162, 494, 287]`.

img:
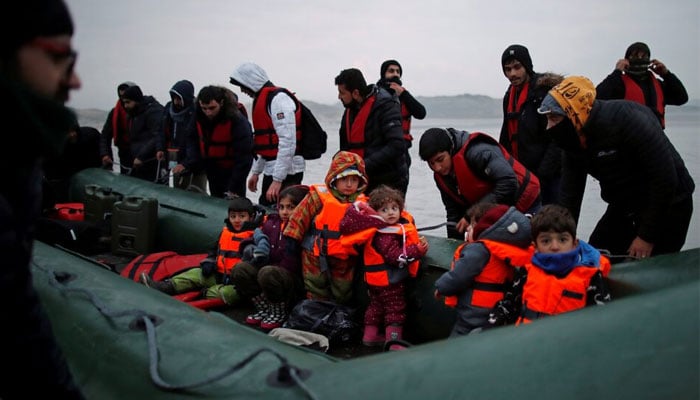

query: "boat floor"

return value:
[93, 251, 389, 359]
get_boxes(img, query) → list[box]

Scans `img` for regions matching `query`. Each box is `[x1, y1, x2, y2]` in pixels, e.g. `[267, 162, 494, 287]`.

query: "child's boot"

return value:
[140, 273, 175, 295]
[362, 325, 385, 346]
[260, 301, 287, 330]
[245, 294, 270, 326]
[385, 324, 407, 351]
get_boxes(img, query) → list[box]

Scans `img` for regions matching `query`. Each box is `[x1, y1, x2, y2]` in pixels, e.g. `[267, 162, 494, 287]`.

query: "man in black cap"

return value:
[0, 0, 85, 398]
[99, 81, 137, 174]
[101, 84, 165, 182]
[596, 41, 688, 129]
[376, 59, 426, 174]
[499, 44, 563, 205]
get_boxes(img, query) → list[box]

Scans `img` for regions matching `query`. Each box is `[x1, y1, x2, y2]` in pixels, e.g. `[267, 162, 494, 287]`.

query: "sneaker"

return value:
[246, 309, 268, 326]
[245, 295, 269, 325]
[140, 272, 154, 287]
[260, 301, 287, 330]
[140, 272, 175, 295]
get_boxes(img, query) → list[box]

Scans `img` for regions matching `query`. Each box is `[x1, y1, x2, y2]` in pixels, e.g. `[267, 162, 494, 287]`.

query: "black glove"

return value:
[488, 299, 518, 326]
[251, 251, 269, 268]
[200, 260, 216, 277]
[587, 271, 611, 306]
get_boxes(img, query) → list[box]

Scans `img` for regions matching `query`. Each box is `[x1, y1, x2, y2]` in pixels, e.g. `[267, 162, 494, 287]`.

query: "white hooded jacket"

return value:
[230, 62, 305, 181]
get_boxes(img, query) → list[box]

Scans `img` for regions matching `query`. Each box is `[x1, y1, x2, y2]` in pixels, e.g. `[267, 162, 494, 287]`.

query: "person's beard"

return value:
[343, 97, 361, 109]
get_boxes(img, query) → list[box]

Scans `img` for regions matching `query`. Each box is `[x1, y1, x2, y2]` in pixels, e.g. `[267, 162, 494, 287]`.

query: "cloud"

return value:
[65, 0, 699, 111]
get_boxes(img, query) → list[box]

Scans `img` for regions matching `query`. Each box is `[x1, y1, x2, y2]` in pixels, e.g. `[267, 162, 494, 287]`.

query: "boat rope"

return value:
[39, 262, 319, 400]
[111, 159, 208, 193]
[599, 249, 644, 260]
[416, 221, 457, 232]
[109, 157, 165, 183]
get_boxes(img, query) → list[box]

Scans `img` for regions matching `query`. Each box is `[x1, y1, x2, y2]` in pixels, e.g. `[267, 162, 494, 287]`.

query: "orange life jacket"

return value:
[344, 95, 377, 158]
[504, 82, 530, 158]
[621, 73, 665, 128]
[435, 132, 540, 212]
[215, 227, 255, 275]
[339, 210, 420, 286]
[196, 119, 235, 169]
[362, 215, 421, 286]
[251, 86, 302, 160]
[444, 239, 533, 308]
[306, 185, 368, 259]
[516, 255, 611, 324]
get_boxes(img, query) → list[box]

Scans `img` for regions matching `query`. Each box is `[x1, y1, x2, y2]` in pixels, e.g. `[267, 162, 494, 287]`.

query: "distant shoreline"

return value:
[74, 95, 700, 128]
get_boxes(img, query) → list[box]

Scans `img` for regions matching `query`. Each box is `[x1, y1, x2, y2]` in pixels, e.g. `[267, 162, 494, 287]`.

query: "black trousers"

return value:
[257, 172, 304, 207]
[588, 196, 693, 262]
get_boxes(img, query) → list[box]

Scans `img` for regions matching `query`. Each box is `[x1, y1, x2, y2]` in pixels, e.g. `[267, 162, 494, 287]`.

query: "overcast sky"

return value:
[65, 0, 699, 111]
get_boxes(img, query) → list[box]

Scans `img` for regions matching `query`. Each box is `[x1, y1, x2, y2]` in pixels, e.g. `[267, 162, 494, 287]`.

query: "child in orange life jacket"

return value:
[339, 184, 429, 349]
[230, 185, 310, 330]
[506, 204, 611, 325]
[434, 203, 533, 337]
[282, 151, 369, 305]
[141, 196, 263, 305]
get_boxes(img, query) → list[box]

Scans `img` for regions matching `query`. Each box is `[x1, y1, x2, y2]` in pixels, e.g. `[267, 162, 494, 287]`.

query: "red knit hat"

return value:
[473, 204, 510, 240]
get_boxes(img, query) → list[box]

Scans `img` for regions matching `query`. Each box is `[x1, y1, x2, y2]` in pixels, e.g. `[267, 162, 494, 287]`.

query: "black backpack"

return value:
[268, 88, 327, 160]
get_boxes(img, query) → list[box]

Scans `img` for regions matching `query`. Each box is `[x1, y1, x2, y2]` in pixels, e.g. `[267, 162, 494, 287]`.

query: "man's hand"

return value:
[171, 164, 186, 175]
[650, 59, 668, 75]
[247, 174, 259, 192]
[388, 81, 405, 95]
[615, 58, 630, 72]
[628, 236, 654, 259]
[101, 155, 113, 169]
[266, 180, 282, 203]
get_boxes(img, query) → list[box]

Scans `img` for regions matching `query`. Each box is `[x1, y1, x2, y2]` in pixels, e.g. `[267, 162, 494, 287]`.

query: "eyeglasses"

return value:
[29, 38, 78, 77]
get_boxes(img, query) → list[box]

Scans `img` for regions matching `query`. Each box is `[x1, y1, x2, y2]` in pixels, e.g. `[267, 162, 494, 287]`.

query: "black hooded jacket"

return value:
[158, 80, 199, 172]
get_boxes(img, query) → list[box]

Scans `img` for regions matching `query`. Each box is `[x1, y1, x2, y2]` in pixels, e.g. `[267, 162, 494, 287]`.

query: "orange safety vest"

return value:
[435, 132, 540, 213]
[251, 86, 302, 160]
[340, 210, 420, 286]
[344, 95, 377, 158]
[362, 215, 421, 286]
[196, 119, 235, 169]
[621, 73, 665, 128]
[215, 227, 254, 275]
[444, 239, 533, 308]
[516, 255, 611, 324]
[307, 185, 368, 259]
[504, 82, 530, 159]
